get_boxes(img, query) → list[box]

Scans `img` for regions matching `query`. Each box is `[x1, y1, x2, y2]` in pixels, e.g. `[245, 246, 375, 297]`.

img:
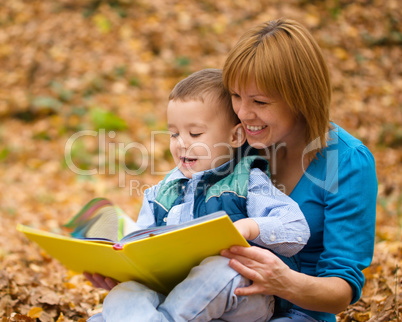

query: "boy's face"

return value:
[167, 98, 240, 179]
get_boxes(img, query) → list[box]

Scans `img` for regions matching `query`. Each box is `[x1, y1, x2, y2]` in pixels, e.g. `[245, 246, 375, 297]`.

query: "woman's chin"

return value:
[246, 139, 271, 150]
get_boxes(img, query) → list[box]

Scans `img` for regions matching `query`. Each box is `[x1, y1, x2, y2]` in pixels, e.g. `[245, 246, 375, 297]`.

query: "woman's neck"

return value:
[258, 122, 311, 195]
[260, 118, 308, 163]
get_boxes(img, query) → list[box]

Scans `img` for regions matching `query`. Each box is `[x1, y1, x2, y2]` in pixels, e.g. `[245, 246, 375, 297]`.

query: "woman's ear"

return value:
[230, 123, 246, 148]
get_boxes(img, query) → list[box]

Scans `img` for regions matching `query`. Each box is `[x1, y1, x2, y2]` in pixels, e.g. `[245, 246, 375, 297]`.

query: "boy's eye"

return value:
[190, 133, 202, 138]
[170, 133, 179, 138]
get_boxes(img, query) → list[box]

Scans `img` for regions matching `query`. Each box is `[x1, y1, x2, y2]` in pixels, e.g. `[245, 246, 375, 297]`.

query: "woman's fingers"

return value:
[93, 273, 114, 290]
[83, 272, 100, 287]
[221, 245, 291, 297]
[227, 257, 262, 281]
[93, 273, 111, 290]
[83, 272, 116, 290]
[234, 283, 265, 296]
[222, 246, 276, 266]
[105, 277, 119, 290]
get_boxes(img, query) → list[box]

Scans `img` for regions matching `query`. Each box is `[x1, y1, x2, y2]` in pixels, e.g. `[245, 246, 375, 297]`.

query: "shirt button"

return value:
[297, 237, 302, 242]
[163, 217, 167, 222]
[270, 234, 276, 242]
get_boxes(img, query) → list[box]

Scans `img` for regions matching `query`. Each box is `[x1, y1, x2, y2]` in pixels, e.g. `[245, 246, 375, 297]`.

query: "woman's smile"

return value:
[245, 124, 268, 135]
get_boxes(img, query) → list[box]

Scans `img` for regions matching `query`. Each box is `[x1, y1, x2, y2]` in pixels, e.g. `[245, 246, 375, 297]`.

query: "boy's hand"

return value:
[234, 218, 260, 241]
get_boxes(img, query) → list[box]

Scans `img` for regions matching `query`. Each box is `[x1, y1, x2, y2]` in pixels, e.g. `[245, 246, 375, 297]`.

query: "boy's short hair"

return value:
[169, 69, 240, 125]
[223, 19, 331, 152]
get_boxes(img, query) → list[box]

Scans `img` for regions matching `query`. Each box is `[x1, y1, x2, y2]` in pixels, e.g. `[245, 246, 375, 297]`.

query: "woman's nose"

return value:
[237, 101, 255, 120]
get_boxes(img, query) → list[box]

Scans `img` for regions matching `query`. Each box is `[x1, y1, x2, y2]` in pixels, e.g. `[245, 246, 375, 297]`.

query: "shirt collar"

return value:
[165, 159, 235, 183]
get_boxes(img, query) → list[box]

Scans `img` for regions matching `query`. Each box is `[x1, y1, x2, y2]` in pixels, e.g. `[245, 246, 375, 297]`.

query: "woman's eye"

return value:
[254, 100, 267, 105]
[231, 93, 240, 99]
[190, 133, 202, 138]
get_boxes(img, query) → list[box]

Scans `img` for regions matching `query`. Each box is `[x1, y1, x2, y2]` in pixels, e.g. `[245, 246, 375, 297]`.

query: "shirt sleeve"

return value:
[134, 183, 161, 229]
[247, 168, 310, 257]
[318, 144, 377, 304]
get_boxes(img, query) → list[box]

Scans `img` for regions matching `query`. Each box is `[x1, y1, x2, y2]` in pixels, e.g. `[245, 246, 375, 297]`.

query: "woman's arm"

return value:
[221, 245, 353, 314]
[240, 138, 376, 313]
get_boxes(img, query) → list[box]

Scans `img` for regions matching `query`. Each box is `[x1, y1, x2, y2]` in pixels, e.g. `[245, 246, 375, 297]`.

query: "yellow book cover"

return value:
[17, 211, 249, 294]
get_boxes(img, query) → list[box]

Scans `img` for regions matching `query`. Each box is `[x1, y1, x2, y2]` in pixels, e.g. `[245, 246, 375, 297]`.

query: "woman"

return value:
[86, 18, 377, 322]
[220, 18, 377, 321]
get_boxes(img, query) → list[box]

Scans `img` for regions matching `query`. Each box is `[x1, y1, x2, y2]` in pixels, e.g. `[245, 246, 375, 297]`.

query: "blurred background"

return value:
[0, 0, 400, 321]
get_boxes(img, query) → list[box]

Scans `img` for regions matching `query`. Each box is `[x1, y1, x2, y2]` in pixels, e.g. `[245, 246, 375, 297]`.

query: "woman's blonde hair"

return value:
[223, 18, 331, 151]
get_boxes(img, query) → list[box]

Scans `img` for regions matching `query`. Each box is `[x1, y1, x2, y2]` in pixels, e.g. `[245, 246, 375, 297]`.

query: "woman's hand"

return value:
[83, 272, 119, 291]
[221, 245, 353, 313]
[220, 245, 293, 298]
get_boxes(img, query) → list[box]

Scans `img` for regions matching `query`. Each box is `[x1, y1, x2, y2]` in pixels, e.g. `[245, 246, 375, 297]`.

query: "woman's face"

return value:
[230, 80, 304, 149]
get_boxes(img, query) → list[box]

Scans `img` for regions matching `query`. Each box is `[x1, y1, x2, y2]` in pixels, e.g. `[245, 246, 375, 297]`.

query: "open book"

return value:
[17, 200, 249, 294]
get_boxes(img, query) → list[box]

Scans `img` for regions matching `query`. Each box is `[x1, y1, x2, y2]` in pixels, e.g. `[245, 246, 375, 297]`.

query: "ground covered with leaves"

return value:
[0, 0, 401, 321]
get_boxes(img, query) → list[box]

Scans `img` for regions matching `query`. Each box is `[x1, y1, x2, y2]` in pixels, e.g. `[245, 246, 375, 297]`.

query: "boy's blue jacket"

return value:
[153, 156, 269, 226]
[151, 155, 301, 312]
[134, 154, 310, 258]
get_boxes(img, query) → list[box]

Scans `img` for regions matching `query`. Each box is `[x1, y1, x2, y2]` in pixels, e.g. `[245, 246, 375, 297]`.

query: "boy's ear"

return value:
[230, 123, 246, 148]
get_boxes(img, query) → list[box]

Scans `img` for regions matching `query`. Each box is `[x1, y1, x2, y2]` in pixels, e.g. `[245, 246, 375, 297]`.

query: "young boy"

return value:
[88, 69, 309, 322]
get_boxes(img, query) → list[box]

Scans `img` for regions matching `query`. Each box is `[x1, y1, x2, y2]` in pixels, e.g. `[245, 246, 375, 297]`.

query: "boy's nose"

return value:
[178, 136, 191, 150]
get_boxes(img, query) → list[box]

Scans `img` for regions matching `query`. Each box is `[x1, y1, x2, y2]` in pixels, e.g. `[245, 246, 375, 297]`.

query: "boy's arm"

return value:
[234, 218, 260, 240]
[245, 168, 310, 257]
[134, 183, 161, 229]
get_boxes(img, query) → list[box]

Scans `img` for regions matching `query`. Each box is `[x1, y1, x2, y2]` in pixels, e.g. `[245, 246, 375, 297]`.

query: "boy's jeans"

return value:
[88, 256, 274, 322]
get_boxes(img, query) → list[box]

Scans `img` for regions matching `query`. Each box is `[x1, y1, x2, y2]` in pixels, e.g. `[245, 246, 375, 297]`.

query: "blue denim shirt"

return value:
[136, 160, 310, 257]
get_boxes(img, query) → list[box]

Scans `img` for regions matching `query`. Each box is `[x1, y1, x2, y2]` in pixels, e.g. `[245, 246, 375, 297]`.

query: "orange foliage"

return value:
[0, 0, 400, 321]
